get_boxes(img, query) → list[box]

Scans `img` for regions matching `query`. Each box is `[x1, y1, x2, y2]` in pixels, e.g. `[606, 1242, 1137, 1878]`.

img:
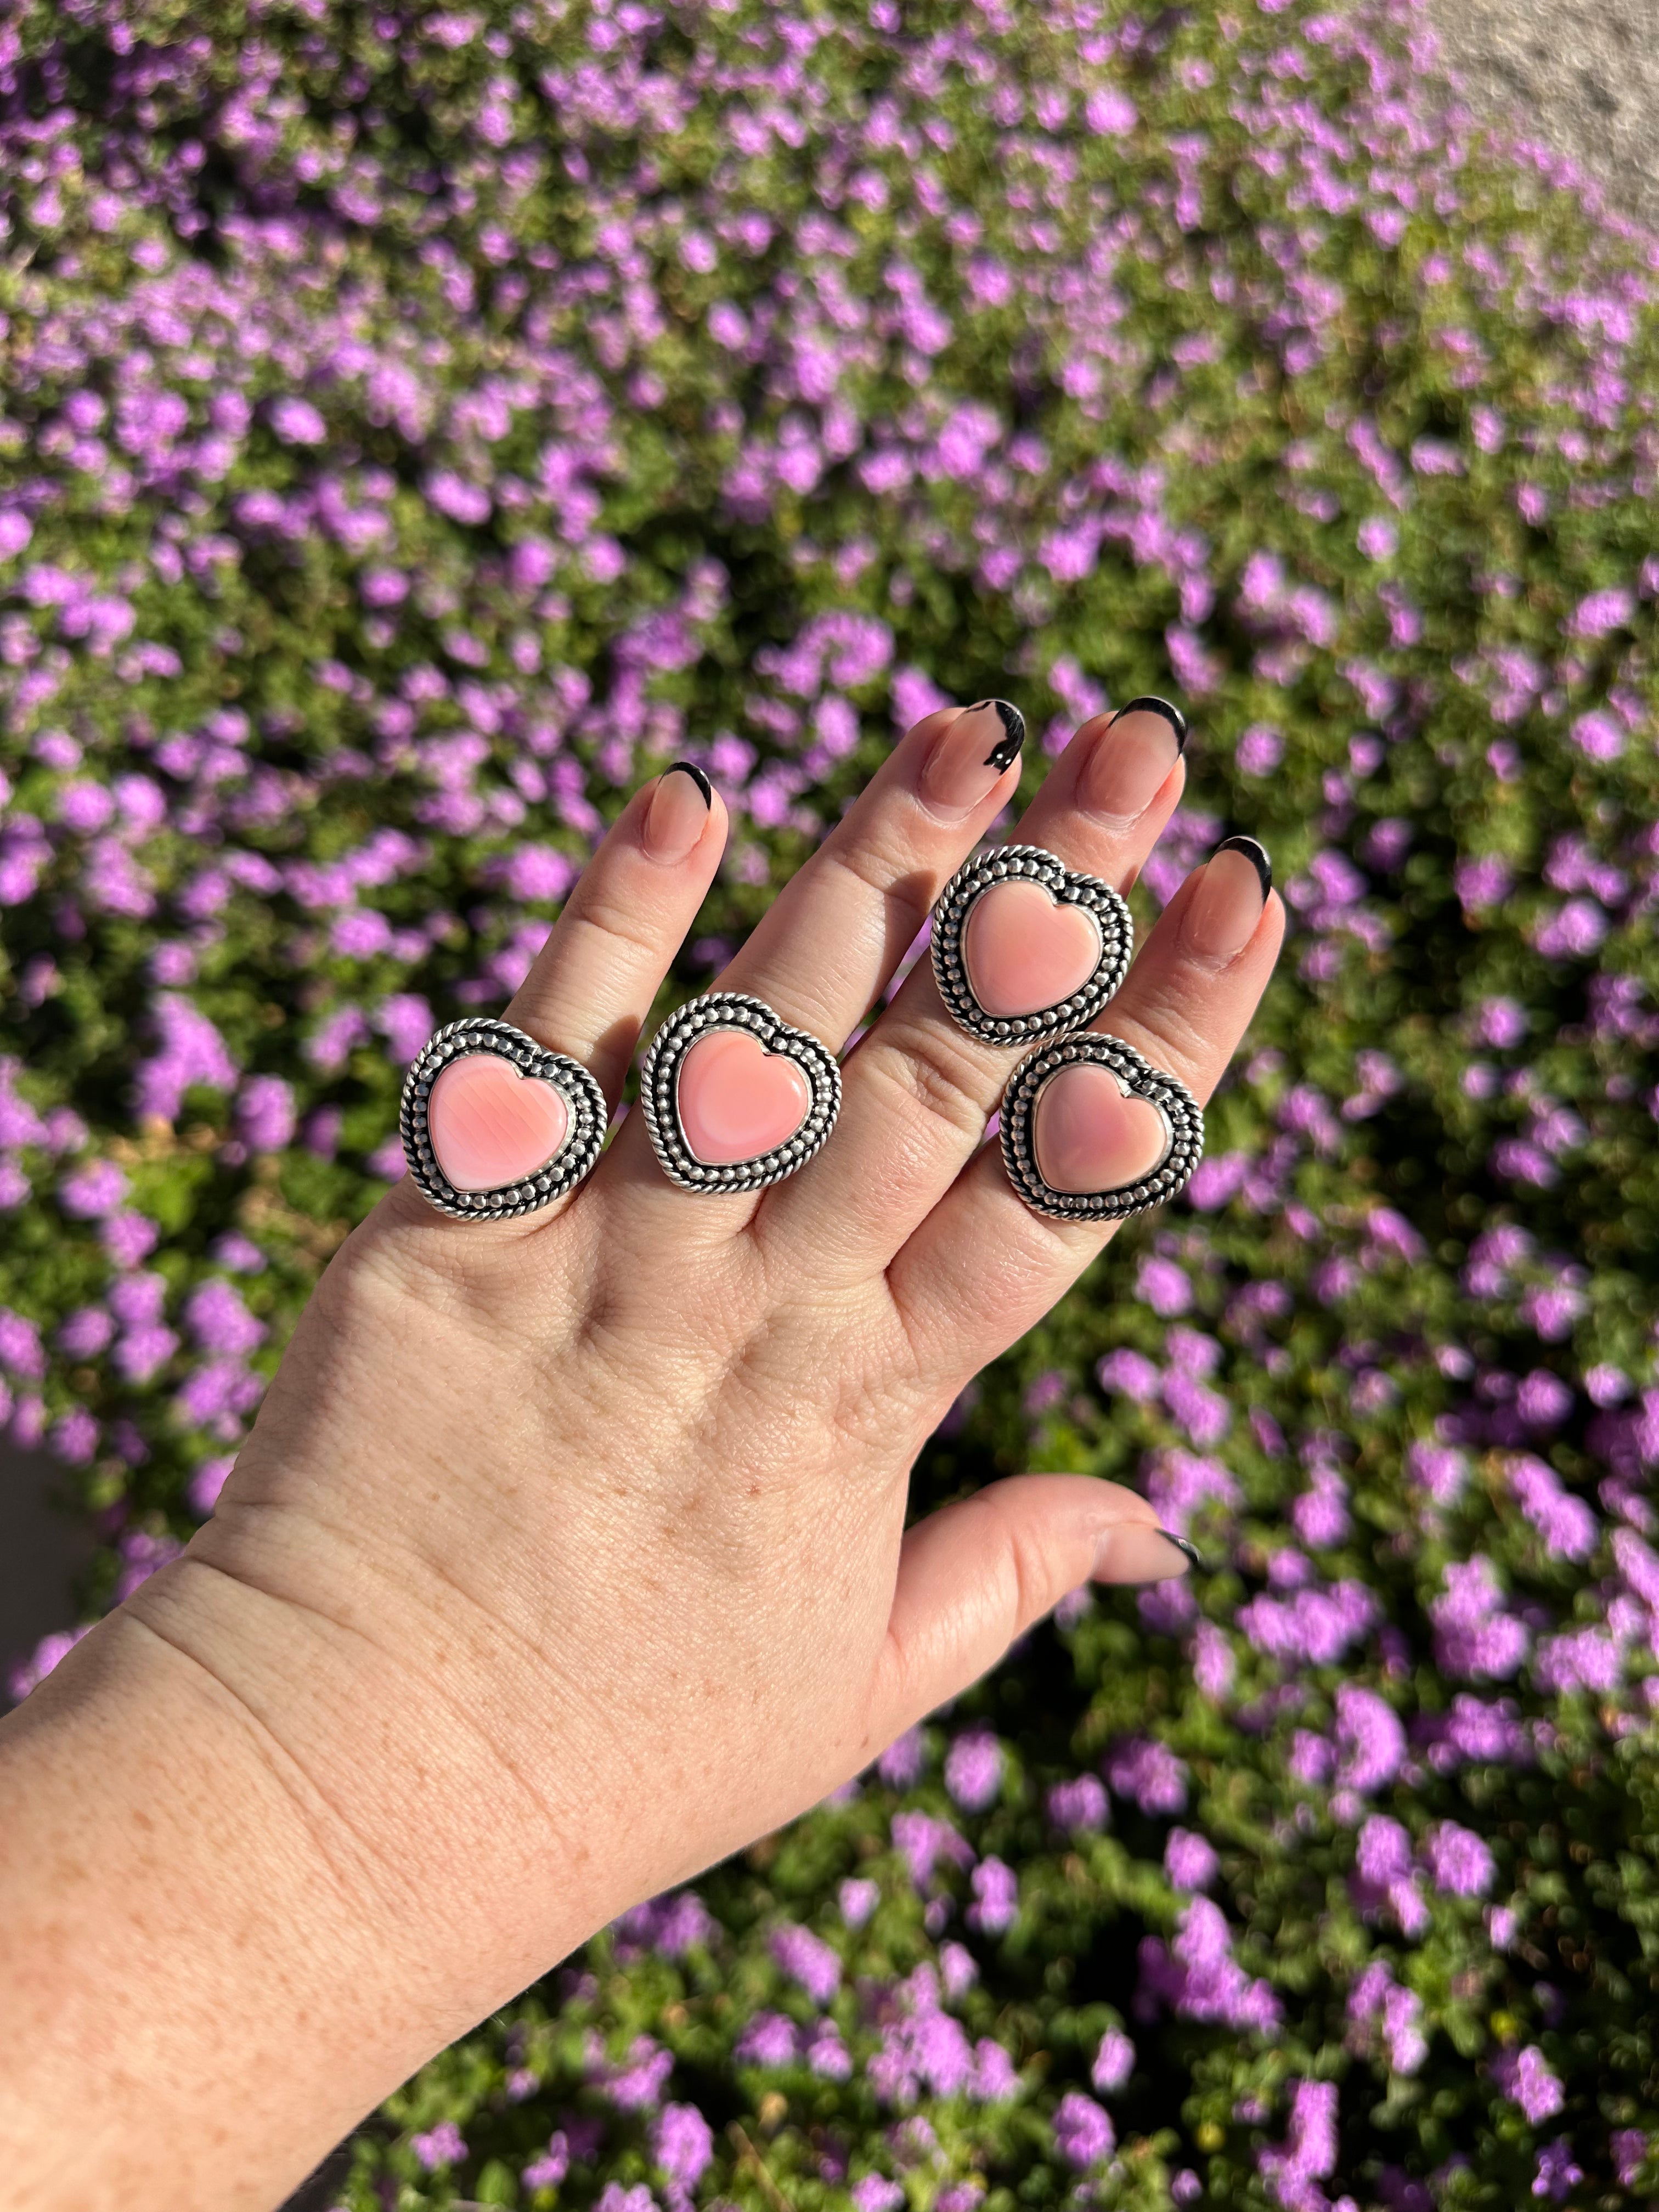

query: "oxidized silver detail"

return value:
[930, 843, 1133, 1046]
[1000, 1031, 1204, 1222]
[399, 1017, 607, 1221]
[640, 989, 842, 1194]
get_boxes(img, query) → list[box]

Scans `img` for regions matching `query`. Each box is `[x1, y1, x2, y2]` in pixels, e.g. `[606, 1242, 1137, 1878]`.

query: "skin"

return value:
[0, 702, 1283, 2211]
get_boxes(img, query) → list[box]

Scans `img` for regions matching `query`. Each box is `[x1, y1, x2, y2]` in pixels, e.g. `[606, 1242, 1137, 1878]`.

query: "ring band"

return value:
[1000, 1031, 1204, 1222]
[400, 1018, 608, 1220]
[640, 990, 842, 1194]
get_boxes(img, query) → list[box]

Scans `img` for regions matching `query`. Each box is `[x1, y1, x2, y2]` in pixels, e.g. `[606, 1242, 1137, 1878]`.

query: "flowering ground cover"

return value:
[5, 0, 1659, 2202]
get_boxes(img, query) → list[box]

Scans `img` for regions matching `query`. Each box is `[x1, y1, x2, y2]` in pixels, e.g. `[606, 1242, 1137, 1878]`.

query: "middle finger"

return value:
[756, 700, 1189, 1277]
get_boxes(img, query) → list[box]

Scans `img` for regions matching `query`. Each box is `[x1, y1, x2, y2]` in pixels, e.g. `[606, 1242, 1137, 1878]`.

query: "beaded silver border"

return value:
[400, 1017, 607, 1221]
[1000, 1031, 1205, 1222]
[930, 843, 1133, 1046]
[640, 990, 842, 1194]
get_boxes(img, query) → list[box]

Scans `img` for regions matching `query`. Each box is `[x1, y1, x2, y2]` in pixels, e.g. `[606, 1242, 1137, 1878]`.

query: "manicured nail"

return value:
[1109, 695, 1188, 750]
[1091, 1522, 1197, 1584]
[1181, 836, 1271, 960]
[919, 699, 1026, 817]
[1081, 698, 1186, 816]
[642, 762, 714, 863]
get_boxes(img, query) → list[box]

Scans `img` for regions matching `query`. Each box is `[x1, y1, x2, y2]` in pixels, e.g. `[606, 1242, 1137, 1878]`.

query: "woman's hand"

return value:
[1, 699, 1282, 2211]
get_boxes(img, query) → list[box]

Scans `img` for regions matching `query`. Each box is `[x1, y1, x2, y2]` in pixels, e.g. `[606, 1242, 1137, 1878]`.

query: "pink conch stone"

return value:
[677, 1026, 811, 1165]
[428, 1053, 569, 1191]
[963, 879, 1103, 1018]
[1033, 1064, 1170, 1194]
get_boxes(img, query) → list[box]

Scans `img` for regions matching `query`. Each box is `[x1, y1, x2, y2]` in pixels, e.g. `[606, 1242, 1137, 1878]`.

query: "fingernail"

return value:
[1080, 698, 1186, 816]
[919, 699, 1026, 817]
[1181, 836, 1272, 960]
[642, 762, 714, 864]
[1092, 1522, 1198, 1584]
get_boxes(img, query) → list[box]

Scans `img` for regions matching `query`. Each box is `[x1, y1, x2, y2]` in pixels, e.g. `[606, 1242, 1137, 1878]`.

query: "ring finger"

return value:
[757, 700, 1190, 1275]
[889, 850, 1284, 1379]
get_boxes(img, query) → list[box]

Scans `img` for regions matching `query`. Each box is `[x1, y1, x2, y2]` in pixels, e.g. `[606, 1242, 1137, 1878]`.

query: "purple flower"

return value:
[851, 2180, 904, 2212]
[1259, 2081, 1339, 2209]
[735, 2012, 799, 2068]
[1091, 2027, 1135, 2093]
[1356, 1816, 1412, 1887]
[1164, 1828, 1220, 1891]
[891, 1810, 971, 1891]
[839, 1877, 879, 1928]
[1096, 1346, 1160, 1401]
[183, 1279, 265, 1357]
[136, 996, 238, 1122]
[57, 1159, 128, 1220]
[876, 1725, 924, 1787]
[1531, 2139, 1583, 2202]
[967, 1857, 1017, 1935]
[1047, 1775, 1109, 1832]
[1107, 1736, 1189, 1816]
[770, 1922, 841, 2005]
[1496, 2045, 1565, 2124]
[521, 2132, 569, 2190]
[1611, 2130, 1648, 2188]
[410, 2121, 466, 2171]
[1431, 1557, 1530, 1680]
[1052, 2090, 1114, 2168]
[236, 1076, 296, 1153]
[1334, 1685, 1406, 1795]
[1136, 1256, 1193, 1317]
[1505, 1455, 1597, 1561]
[1425, 1822, 1495, 1898]
[652, 2103, 712, 2191]
[944, 1729, 1003, 1811]
[1567, 586, 1634, 637]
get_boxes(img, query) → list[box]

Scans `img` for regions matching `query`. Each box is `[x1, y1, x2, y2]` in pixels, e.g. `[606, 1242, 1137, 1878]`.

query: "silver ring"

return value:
[640, 990, 841, 1194]
[1000, 1031, 1204, 1222]
[400, 1018, 607, 1220]
[930, 843, 1133, 1046]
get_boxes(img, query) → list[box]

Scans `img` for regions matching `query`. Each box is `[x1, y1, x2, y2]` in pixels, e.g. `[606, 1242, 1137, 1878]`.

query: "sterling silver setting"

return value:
[1000, 1031, 1204, 1222]
[400, 1017, 607, 1220]
[930, 843, 1133, 1046]
[640, 989, 842, 1194]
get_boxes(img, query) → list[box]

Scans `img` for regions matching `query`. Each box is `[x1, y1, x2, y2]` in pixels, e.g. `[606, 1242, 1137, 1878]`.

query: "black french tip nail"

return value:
[1110, 695, 1189, 753]
[1159, 1529, 1205, 1572]
[1212, 834, 1272, 901]
[972, 698, 1026, 773]
[664, 760, 714, 808]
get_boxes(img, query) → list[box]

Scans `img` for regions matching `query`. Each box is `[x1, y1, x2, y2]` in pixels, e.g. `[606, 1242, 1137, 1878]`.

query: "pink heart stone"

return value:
[428, 1053, 570, 1192]
[1033, 1063, 1170, 1194]
[676, 1026, 812, 1166]
[963, 878, 1103, 1018]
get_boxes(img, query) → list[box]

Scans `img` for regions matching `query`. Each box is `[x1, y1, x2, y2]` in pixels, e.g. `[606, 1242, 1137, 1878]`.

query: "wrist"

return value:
[0, 1551, 589, 2212]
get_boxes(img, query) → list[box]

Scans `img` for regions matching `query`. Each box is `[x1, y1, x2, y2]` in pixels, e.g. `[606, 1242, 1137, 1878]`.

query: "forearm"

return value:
[0, 1567, 577, 2212]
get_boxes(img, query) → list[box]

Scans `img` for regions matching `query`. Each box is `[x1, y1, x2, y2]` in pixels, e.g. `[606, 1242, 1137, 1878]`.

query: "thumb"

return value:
[865, 1475, 1195, 1752]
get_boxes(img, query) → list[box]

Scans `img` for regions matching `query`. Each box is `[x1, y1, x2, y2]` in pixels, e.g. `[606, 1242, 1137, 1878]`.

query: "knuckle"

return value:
[860, 1019, 997, 1149]
[1104, 989, 1215, 1099]
[561, 896, 667, 972]
[821, 837, 934, 950]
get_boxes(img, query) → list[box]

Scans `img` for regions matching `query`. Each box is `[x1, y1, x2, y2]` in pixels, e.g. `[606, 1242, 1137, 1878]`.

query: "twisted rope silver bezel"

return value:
[930, 843, 1133, 1046]
[640, 990, 842, 1194]
[1000, 1031, 1205, 1222]
[400, 1017, 608, 1221]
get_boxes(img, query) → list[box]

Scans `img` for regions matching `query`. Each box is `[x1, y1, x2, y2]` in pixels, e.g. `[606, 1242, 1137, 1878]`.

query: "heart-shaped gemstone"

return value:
[677, 1026, 812, 1165]
[428, 1052, 570, 1191]
[963, 877, 1105, 1019]
[1033, 1062, 1171, 1193]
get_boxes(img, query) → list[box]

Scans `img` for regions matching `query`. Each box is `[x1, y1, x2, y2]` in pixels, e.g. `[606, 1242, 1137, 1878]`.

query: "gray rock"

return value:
[1425, 0, 1659, 230]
